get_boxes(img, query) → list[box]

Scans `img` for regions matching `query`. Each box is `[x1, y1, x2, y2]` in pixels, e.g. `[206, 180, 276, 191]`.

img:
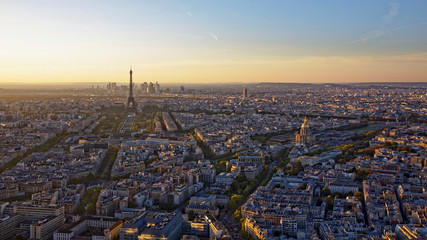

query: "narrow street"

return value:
[219, 154, 284, 239]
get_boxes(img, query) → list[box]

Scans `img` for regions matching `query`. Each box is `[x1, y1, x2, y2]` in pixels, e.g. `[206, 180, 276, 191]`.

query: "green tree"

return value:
[321, 188, 331, 197]
[241, 228, 255, 240]
[354, 192, 364, 202]
[355, 169, 370, 181]
[15, 235, 27, 240]
[188, 210, 196, 221]
[227, 194, 243, 210]
[326, 195, 334, 212]
[316, 197, 323, 206]
[236, 175, 247, 183]
[128, 201, 137, 208]
[233, 208, 242, 223]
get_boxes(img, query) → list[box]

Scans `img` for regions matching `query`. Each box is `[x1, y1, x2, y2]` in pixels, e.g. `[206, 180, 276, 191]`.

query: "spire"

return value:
[127, 66, 137, 110]
[304, 116, 307, 123]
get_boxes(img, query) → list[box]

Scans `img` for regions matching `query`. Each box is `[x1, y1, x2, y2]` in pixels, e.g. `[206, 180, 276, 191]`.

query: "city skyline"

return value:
[0, 2, 426, 238]
[1, 0, 427, 84]
[1, 82, 426, 240]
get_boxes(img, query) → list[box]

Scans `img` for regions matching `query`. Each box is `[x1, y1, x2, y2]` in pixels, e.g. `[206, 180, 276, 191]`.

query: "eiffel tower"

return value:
[127, 66, 137, 111]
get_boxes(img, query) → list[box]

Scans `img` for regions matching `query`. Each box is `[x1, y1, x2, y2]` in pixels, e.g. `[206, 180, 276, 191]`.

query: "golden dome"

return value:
[301, 117, 309, 128]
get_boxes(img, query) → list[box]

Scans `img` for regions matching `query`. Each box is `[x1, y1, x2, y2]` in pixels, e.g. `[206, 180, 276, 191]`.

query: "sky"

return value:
[1, 0, 427, 84]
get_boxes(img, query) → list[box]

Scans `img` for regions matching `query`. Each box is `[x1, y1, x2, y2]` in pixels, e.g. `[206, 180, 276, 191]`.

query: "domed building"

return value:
[295, 117, 314, 145]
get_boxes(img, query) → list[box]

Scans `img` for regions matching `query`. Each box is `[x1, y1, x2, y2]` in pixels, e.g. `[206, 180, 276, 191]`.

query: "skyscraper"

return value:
[155, 81, 160, 94]
[142, 82, 148, 94]
[243, 88, 248, 98]
[148, 82, 155, 94]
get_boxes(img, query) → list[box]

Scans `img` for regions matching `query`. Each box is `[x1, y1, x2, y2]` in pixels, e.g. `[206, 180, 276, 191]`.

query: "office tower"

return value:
[155, 81, 160, 94]
[243, 88, 248, 98]
[142, 82, 148, 94]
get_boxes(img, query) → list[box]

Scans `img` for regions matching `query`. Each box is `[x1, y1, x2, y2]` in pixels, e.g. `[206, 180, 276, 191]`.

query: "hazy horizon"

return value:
[1, 81, 426, 89]
[1, 0, 427, 84]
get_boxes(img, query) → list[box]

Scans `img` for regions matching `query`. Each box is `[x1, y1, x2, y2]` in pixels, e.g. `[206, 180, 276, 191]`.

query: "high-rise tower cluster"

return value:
[141, 81, 160, 94]
[106, 82, 117, 92]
